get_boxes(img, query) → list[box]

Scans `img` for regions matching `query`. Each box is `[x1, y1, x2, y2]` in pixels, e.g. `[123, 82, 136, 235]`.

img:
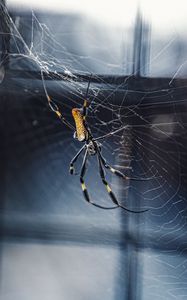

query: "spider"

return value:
[45, 77, 148, 213]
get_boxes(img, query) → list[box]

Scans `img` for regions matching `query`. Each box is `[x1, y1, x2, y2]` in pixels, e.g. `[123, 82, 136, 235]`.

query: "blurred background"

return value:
[0, 0, 187, 299]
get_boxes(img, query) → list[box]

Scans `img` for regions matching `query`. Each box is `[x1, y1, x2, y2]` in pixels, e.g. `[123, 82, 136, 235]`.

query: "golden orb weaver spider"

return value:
[44, 75, 148, 213]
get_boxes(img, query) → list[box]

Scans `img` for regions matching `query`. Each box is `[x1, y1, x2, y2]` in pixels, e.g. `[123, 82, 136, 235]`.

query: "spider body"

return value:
[46, 77, 148, 213]
[70, 102, 147, 213]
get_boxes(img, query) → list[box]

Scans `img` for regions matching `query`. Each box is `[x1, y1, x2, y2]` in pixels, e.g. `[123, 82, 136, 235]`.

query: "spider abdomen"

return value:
[72, 108, 88, 142]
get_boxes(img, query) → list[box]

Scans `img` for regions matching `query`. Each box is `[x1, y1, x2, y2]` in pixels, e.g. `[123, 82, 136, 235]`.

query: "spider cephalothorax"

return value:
[86, 141, 97, 156]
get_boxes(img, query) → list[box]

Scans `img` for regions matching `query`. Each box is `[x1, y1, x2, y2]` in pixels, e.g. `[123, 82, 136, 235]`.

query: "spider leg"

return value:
[97, 154, 148, 213]
[82, 88, 89, 122]
[82, 74, 92, 122]
[47, 95, 75, 130]
[97, 148, 151, 182]
[41, 70, 75, 131]
[82, 99, 89, 122]
[94, 130, 158, 180]
[93, 126, 128, 142]
[69, 145, 86, 175]
[94, 124, 151, 141]
[80, 148, 118, 210]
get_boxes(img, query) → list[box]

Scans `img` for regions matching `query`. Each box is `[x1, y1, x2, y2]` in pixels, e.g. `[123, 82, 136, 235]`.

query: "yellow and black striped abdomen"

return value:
[72, 108, 88, 142]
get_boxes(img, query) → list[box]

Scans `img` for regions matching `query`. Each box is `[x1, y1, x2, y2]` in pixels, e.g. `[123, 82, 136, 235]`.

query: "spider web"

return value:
[0, 1, 187, 300]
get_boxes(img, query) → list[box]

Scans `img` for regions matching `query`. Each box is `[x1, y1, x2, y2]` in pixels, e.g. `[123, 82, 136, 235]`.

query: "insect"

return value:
[44, 76, 148, 213]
